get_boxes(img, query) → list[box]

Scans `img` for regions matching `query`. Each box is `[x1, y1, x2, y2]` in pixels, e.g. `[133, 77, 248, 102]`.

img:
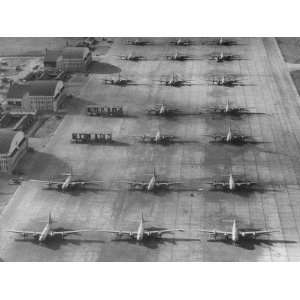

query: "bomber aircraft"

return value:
[102, 213, 184, 241]
[126, 39, 151, 46]
[157, 73, 192, 87]
[104, 73, 133, 86]
[206, 126, 261, 145]
[119, 168, 183, 192]
[7, 213, 99, 243]
[207, 75, 244, 87]
[208, 52, 242, 63]
[166, 51, 191, 61]
[32, 172, 103, 192]
[117, 52, 145, 61]
[146, 104, 180, 116]
[205, 173, 257, 192]
[137, 130, 177, 145]
[199, 219, 279, 243]
[205, 99, 263, 117]
[169, 38, 193, 46]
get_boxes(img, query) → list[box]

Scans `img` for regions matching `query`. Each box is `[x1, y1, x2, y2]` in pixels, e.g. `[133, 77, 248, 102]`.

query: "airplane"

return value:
[103, 213, 184, 241]
[119, 168, 183, 192]
[146, 104, 180, 116]
[137, 130, 177, 144]
[207, 37, 237, 46]
[104, 73, 133, 86]
[208, 52, 241, 63]
[117, 53, 145, 61]
[32, 172, 103, 192]
[206, 173, 257, 192]
[126, 39, 151, 46]
[206, 125, 259, 145]
[7, 212, 98, 243]
[205, 99, 259, 116]
[166, 52, 191, 61]
[199, 219, 279, 243]
[157, 73, 192, 87]
[169, 38, 193, 46]
[207, 75, 244, 87]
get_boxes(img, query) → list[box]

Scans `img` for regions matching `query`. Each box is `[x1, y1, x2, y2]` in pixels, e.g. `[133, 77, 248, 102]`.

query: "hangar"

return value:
[44, 46, 92, 72]
[5, 80, 64, 112]
[0, 129, 28, 173]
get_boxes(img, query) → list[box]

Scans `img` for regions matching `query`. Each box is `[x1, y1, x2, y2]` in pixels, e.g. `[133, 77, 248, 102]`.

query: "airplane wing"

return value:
[207, 181, 228, 187]
[119, 181, 148, 187]
[199, 229, 231, 236]
[240, 230, 279, 237]
[7, 230, 40, 236]
[51, 229, 102, 237]
[146, 229, 184, 236]
[71, 180, 104, 185]
[235, 181, 256, 187]
[97, 230, 137, 236]
[157, 181, 183, 187]
[31, 179, 63, 185]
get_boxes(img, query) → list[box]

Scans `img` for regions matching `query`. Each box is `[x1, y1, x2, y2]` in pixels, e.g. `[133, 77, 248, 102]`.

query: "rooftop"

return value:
[7, 80, 62, 98]
[62, 47, 90, 59]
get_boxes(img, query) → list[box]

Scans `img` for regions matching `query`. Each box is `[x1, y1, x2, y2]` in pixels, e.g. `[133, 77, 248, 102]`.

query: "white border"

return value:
[0, 1, 299, 300]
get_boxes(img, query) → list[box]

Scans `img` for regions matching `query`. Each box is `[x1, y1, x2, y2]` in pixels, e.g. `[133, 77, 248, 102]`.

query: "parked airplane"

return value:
[169, 38, 193, 46]
[199, 219, 279, 243]
[118, 53, 145, 61]
[206, 173, 257, 192]
[127, 39, 151, 46]
[7, 213, 98, 242]
[157, 73, 192, 87]
[207, 75, 244, 87]
[138, 130, 177, 144]
[146, 104, 180, 116]
[209, 52, 241, 63]
[166, 52, 191, 61]
[120, 168, 183, 192]
[104, 74, 133, 86]
[32, 172, 103, 192]
[206, 126, 258, 145]
[205, 99, 260, 116]
[103, 213, 184, 241]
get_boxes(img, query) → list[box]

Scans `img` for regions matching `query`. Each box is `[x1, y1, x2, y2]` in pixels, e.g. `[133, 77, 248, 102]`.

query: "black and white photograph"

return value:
[0, 1, 299, 299]
[0, 36, 299, 262]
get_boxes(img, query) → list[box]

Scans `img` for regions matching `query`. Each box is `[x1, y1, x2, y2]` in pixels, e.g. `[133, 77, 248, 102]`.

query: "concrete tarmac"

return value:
[0, 37, 299, 261]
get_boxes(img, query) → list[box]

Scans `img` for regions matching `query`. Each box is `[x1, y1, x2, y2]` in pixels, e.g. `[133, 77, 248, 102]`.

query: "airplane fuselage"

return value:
[231, 220, 239, 242]
[136, 219, 144, 240]
[146, 175, 156, 191]
[61, 175, 72, 191]
[38, 223, 51, 242]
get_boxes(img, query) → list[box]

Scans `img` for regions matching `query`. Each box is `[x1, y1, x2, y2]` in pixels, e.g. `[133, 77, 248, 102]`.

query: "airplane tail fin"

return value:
[153, 167, 156, 177]
[48, 212, 53, 225]
[141, 212, 144, 223]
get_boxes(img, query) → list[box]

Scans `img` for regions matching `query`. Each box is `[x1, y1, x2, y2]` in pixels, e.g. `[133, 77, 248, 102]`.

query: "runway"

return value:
[0, 37, 299, 261]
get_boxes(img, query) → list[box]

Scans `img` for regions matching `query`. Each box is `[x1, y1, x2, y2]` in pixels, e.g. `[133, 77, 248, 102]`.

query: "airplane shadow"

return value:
[209, 140, 270, 147]
[207, 186, 282, 199]
[201, 40, 242, 46]
[207, 237, 297, 251]
[43, 187, 111, 196]
[88, 141, 130, 147]
[87, 61, 121, 74]
[111, 230, 199, 250]
[138, 140, 200, 146]
[14, 228, 105, 250]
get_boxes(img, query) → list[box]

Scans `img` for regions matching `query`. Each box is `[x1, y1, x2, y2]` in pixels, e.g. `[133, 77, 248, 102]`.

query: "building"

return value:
[6, 80, 64, 112]
[0, 129, 28, 173]
[44, 47, 92, 72]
